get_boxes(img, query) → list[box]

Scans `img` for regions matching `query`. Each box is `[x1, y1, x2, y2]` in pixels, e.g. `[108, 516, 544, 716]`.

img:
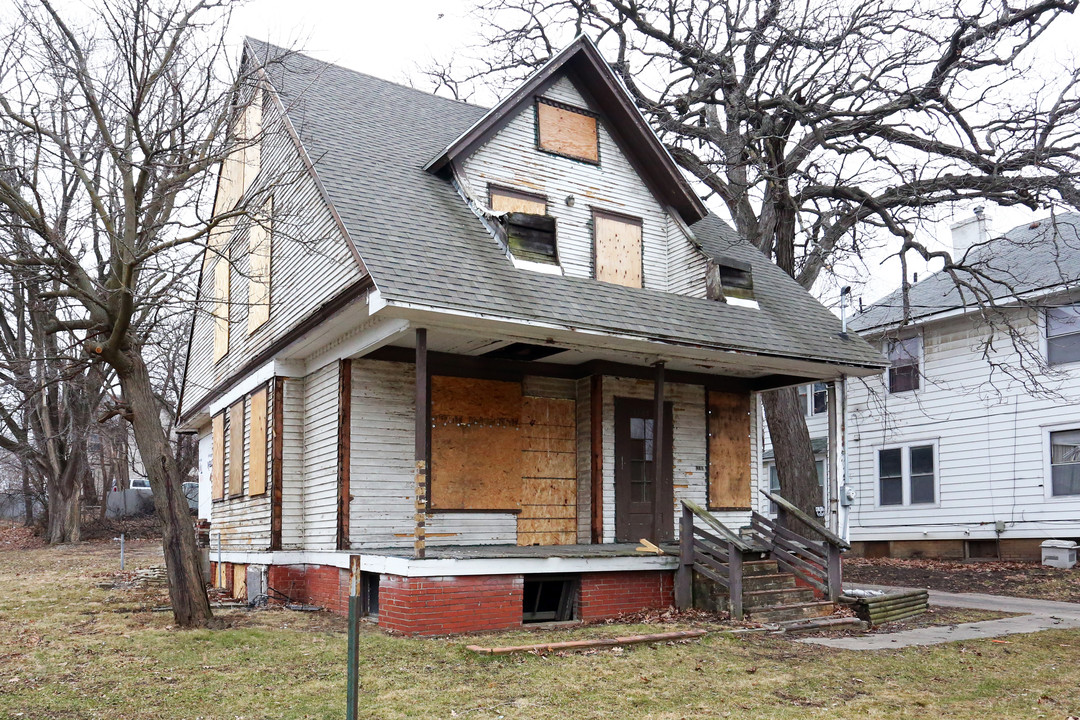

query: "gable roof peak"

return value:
[423, 36, 707, 225]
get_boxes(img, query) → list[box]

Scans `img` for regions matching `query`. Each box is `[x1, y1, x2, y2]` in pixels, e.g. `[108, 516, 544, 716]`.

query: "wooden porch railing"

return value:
[675, 500, 751, 619]
[675, 492, 850, 619]
[758, 489, 849, 602]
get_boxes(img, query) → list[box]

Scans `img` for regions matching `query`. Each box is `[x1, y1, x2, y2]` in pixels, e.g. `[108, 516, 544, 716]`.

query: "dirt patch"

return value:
[80, 513, 163, 541]
[845, 557, 1080, 602]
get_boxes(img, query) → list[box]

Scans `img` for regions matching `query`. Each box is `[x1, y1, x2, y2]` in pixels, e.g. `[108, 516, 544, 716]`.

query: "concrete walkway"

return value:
[798, 588, 1080, 650]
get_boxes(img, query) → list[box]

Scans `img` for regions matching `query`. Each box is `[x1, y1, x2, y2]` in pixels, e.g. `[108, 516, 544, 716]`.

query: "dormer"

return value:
[425, 37, 710, 294]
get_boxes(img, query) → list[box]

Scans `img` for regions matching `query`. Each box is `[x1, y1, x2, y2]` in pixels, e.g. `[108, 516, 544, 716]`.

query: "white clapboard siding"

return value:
[302, 361, 341, 550]
[348, 360, 416, 547]
[281, 376, 306, 548]
[461, 77, 673, 291]
[215, 386, 273, 550]
[600, 377, 749, 543]
[575, 376, 592, 544]
[666, 216, 709, 298]
[182, 93, 365, 416]
[426, 514, 518, 546]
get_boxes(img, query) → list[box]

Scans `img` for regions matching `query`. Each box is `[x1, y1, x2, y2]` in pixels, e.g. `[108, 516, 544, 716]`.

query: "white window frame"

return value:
[873, 439, 940, 508]
[884, 332, 923, 395]
[765, 458, 827, 515]
[1044, 301, 1080, 368]
[796, 383, 829, 417]
[1041, 421, 1080, 500]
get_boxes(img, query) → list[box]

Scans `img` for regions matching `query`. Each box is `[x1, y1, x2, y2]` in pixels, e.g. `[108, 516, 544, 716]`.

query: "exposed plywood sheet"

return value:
[519, 396, 577, 546]
[708, 390, 752, 509]
[595, 213, 642, 288]
[430, 376, 523, 511]
[232, 563, 247, 600]
[537, 100, 599, 163]
[228, 400, 245, 497]
[213, 254, 230, 361]
[490, 188, 546, 215]
[247, 199, 272, 333]
[249, 387, 268, 496]
[212, 413, 225, 500]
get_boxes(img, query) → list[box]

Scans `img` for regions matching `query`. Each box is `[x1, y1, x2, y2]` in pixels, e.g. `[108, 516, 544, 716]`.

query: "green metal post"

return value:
[346, 595, 360, 720]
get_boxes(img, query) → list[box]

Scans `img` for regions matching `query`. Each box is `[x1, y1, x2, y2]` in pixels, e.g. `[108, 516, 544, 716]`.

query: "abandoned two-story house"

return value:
[177, 37, 885, 635]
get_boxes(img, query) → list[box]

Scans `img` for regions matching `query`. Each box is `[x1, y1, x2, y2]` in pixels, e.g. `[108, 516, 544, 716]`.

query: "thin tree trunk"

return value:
[21, 458, 33, 527]
[117, 351, 214, 628]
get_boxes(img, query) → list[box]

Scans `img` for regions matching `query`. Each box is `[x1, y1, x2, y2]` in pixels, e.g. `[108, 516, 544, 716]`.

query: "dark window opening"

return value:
[886, 335, 921, 393]
[361, 572, 380, 617]
[878, 448, 903, 506]
[1050, 429, 1080, 496]
[811, 382, 828, 415]
[500, 212, 558, 265]
[483, 342, 569, 362]
[706, 256, 755, 302]
[522, 575, 577, 623]
[1047, 305, 1080, 366]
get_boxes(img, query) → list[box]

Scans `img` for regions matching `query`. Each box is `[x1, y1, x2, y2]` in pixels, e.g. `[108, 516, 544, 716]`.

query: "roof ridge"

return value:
[243, 36, 489, 113]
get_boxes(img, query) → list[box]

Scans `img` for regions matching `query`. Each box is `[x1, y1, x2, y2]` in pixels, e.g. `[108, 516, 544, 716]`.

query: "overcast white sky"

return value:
[230, 0, 1077, 308]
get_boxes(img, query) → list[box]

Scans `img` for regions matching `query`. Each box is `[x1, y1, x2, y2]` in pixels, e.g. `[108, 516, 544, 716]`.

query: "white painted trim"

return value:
[726, 297, 760, 310]
[368, 288, 387, 314]
[511, 256, 565, 275]
[211, 549, 678, 576]
[873, 437, 941, 509]
[1041, 422, 1080, 501]
[303, 318, 410, 374]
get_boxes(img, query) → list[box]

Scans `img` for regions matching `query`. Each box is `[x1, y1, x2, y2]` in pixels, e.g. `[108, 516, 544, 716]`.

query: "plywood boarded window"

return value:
[212, 413, 225, 500]
[228, 400, 245, 497]
[594, 211, 642, 288]
[490, 187, 547, 215]
[248, 386, 268, 496]
[518, 396, 577, 546]
[240, 89, 262, 197]
[214, 90, 262, 214]
[211, 218, 235, 363]
[536, 98, 599, 163]
[707, 390, 751, 510]
[247, 198, 272, 333]
[430, 376, 524, 511]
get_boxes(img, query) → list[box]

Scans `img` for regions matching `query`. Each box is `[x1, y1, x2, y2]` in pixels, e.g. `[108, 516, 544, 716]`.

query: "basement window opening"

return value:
[522, 575, 578, 623]
[361, 572, 380, 617]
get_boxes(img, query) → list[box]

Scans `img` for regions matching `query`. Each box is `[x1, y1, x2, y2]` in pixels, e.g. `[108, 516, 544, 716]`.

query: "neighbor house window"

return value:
[886, 335, 921, 393]
[796, 383, 828, 416]
[1047, 304, 1080, 366]
[878, 444, 936, 506]
[768, 460, 825, 513]
[535, 98, 599, 164]
[1050, 429, 1080, 496]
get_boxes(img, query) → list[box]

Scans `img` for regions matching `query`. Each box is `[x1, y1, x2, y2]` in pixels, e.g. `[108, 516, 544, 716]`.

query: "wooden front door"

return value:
[614, 397, 674, 543]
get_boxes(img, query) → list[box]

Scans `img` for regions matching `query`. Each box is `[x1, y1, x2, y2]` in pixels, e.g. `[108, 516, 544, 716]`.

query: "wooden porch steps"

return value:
[749, 600, 836, 624]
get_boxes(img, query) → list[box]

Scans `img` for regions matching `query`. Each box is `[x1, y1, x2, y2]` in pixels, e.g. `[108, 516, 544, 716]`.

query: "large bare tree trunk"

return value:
[117, 351, 213, 628]
[762, 388, 821, 537]
[45, 457, 82, 543]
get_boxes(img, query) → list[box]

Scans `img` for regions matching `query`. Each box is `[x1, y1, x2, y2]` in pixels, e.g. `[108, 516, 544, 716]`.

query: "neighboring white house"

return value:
[765, 211, 1080, 560]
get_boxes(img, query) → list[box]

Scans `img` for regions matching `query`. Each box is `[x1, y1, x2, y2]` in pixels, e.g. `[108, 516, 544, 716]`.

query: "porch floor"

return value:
[357, 543, 680, 560]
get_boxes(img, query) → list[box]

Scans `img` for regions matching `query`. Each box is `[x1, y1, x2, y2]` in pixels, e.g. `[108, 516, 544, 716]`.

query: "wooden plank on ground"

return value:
[466, 630, 707, 655]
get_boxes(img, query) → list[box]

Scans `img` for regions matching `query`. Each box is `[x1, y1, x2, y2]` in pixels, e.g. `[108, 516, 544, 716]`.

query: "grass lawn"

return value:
[2, 540, 1079, 719]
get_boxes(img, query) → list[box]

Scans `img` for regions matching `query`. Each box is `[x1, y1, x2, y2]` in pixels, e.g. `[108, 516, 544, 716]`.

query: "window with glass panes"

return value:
[1050, 429, 1080, 496]
[768, 460, 826, 513]
[878, 444, 935, 506]
[1047, 304, 1080, 366]
[886, 336, 921, 392]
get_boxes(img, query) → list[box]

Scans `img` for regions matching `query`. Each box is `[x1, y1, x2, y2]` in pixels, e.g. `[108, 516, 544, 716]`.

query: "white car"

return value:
[130, 478, 151, 491]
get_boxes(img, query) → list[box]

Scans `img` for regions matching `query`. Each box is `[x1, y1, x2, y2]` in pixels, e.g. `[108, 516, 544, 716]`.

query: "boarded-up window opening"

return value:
[248, 386, 268, 496]
[522, 575, 577, 623]
[430, 376, 524, 511]
[707, 390, 751, 510]
[707, 257, 755, 302]
[536, 98, 599, 164]
[215, 88, 262, 215]
[501, 212, 558, 265]
[211, 413, 225, 500]
[490, 187, 547, 215]
[212, 245, 231, 362]
[247, 198, 272, 333]
[593, 211, 642, 288]
[228, 400, 245, 497]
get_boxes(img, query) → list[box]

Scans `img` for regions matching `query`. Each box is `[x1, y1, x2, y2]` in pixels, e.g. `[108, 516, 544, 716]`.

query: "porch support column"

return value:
[827, 379, 841, 536]
[414, 328, 431, 559]
[652, 361, 666, 543]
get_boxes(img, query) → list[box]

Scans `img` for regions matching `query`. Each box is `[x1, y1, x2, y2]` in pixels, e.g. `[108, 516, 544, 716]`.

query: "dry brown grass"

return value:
[2, 541, 1079, 719]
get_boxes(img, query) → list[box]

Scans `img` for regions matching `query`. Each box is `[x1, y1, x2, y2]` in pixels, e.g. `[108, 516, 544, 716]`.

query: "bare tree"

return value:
[434, 0, 1080, 521]
[0, 0, 274, 626]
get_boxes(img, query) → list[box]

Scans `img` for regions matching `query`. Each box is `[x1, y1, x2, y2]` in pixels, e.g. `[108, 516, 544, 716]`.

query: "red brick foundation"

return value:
[253, 563, 675, 635]
[378, 574, 524, 636]
[578, 570, 675, 620]
[265, 564, 350, 614]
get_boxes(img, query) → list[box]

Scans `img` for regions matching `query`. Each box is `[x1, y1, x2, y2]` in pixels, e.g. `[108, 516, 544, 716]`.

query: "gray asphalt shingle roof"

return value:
[852, 214, 1080, 333]
[250, 40, 885, 370]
